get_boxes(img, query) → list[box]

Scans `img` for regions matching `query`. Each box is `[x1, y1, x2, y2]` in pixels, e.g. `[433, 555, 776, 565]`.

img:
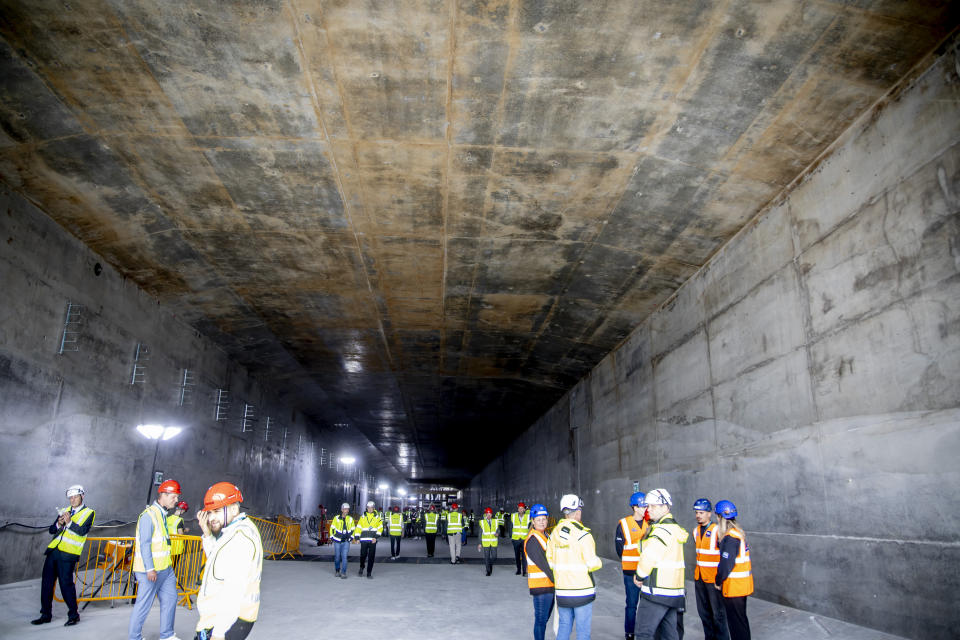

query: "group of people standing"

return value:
[33, 481, 263, 640]
[518, 489, 753, 640]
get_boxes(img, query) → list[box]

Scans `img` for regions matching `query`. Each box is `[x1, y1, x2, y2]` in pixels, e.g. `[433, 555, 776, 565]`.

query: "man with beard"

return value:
[194, 482, 263, 640]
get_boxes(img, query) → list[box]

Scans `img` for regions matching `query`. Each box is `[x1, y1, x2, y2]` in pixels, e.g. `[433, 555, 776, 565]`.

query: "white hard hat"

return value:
[341, 502, 350, 509]
[646, 488, 673, 506]
[559, 494, 583, 511]
[66, 485, 85, 497]
[366, 500, 376, 508]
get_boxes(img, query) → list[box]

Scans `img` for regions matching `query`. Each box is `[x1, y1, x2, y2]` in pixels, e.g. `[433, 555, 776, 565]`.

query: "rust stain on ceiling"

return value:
[0, 0, 957, 483]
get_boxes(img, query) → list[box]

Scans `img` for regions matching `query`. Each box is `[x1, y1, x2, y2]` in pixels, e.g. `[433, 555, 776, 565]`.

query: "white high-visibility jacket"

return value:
[196, 513, 263, 636]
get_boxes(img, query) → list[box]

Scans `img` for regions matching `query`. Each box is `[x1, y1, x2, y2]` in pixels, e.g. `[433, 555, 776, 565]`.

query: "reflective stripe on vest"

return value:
[133, 505, 171, 572]
[355, 513, 382, 542]
[47, 506, 94, 556]
[447, 511, 463, 533]
[166, 514, 185, 556]
[389, 513, 403, 535]
[525, 530, 553, 590]
[722, 529, 754, 598]
[425, 513, 439, 533]
[694, 522, 720, 583]
[480, 519, 498, 547]
[511, 512, 530, 540]
[619, 516, 645, 572]
[331, 515, 355, 542]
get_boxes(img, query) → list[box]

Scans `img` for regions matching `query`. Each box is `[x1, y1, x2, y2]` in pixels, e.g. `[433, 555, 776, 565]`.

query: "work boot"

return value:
[31, 617, 52, 625]
[358, 567, 364, 576]
[64, 616, 80, 626]
[516, 569, 521, 575]
[366, 574, 373, 579]
[625, 635, 635, 640]
[334, 570, 340, 577]
[340, 572, 347, 579]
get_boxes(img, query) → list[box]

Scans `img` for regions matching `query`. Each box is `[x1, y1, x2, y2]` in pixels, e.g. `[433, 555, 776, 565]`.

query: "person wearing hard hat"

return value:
[446, 502, 464, 564]
[388, 505, 404, 560]
[547, 494, 602, 640]
[632, 488, 689, 640]
[615, 492, 649, 640]
[194, 482, 263, 640]
[524, 503, 555, 640]
[510, 502, 531, 576]
[354, 500, 383, 578]
[330, 502, 355, 578]
[693, 499, 727, 640]
[32, 484, 95, 627]
[167, 501, 190, 577]
[423, 504, 440, 557]
[713, 500, 753, 640]
[129, 479, 182, 640]
[477, 507, 499, 575]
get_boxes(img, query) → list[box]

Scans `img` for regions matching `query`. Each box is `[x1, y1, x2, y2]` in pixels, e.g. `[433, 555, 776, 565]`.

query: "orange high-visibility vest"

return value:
[694, 522, 720, 583]
[618, 516, 647, 572]
[722, 528, 753, 597]
[525, 529, 554, 591]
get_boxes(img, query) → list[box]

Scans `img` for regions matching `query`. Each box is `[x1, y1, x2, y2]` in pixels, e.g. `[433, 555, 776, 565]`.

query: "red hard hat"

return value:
[203, 482, 243, 510]
[429, 504, 436, 510]
[393, 506, 399, 512]
[518, 502, 526, 508]
[176, 501, 189, 511]
[451, 502, 459, 509]
[484, 507, 493, 514]
[157, 480, 181, 495]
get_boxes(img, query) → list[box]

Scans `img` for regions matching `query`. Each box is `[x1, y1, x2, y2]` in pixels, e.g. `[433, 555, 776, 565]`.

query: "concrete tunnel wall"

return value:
[467, 39, 960, 639]
[0, 189, 383, 585]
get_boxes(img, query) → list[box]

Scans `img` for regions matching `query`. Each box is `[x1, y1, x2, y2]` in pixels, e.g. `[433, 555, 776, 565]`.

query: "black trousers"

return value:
[482, 545, 497, 574]
[195, 619, 254, 640]
[695, 580, 728, 640]
[390, 535, 401, 556]
[722, 596, 750, 640]
[512, 539, 527, 573]
[635, 598, 679, 640]
[358, 541, 377, 576]
[40, 549, 79, 619]
[425, 533, 436, 556]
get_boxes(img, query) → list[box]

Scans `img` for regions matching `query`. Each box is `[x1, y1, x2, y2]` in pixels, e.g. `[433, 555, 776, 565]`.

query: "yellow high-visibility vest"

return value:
[166, 514, 185, 556]
[480, 518, 498, 547]
[511, 512, 531, 540]
[447, 511, 463, 534]
[424, 512, 439, 533]
[133, 504, 172, 572]
[47, 506, 95, 556]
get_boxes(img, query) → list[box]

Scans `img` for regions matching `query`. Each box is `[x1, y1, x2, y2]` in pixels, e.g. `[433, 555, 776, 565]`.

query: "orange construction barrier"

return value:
[53, 535, 204, 609]
[249, 515, 301, 560]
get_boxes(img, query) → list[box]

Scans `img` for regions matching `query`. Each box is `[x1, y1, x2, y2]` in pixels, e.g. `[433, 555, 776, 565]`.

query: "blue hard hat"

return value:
[629, 492, 646, 507]
[530, 503, 549, 519]
[693, 498, 712, 512]
[715, 500, 738, 519]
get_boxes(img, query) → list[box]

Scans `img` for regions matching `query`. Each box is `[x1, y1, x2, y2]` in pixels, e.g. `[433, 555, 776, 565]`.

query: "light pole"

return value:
[137, 424, 182, 506]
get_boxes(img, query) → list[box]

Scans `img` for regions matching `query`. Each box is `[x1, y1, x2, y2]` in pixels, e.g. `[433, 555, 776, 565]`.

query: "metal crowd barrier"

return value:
[249, 516, 301, 560]
[53, 535, 204, 609]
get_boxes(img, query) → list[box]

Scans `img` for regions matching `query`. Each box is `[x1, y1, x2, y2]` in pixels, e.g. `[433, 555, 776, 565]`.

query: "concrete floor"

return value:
[0, 535, 904, 640]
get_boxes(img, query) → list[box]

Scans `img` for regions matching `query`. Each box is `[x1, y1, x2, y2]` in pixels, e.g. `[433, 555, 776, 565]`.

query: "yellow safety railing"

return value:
[53, 535, 204, 609]
[249, 516, 301, 560]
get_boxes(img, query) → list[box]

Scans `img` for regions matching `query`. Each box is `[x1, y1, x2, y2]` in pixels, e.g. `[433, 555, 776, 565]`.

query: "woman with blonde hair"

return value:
[714, 500, 753, 640]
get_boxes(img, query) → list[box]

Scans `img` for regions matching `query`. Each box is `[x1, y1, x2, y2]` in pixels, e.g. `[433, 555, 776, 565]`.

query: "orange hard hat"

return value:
[157, 479, 181, 495]
[203, 482, 243, 510]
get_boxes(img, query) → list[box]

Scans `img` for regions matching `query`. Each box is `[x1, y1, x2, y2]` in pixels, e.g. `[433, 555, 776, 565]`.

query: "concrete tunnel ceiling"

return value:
[0, 1, 957, 484]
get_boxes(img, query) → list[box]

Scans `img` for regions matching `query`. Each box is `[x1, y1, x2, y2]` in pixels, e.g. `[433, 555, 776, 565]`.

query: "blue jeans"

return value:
[623, 573, 642, 634]
[532, 593, 554, 640]
[557, 602, 593, 640]
[333, 541, 349, 573]
[128, 568, 176, 640]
